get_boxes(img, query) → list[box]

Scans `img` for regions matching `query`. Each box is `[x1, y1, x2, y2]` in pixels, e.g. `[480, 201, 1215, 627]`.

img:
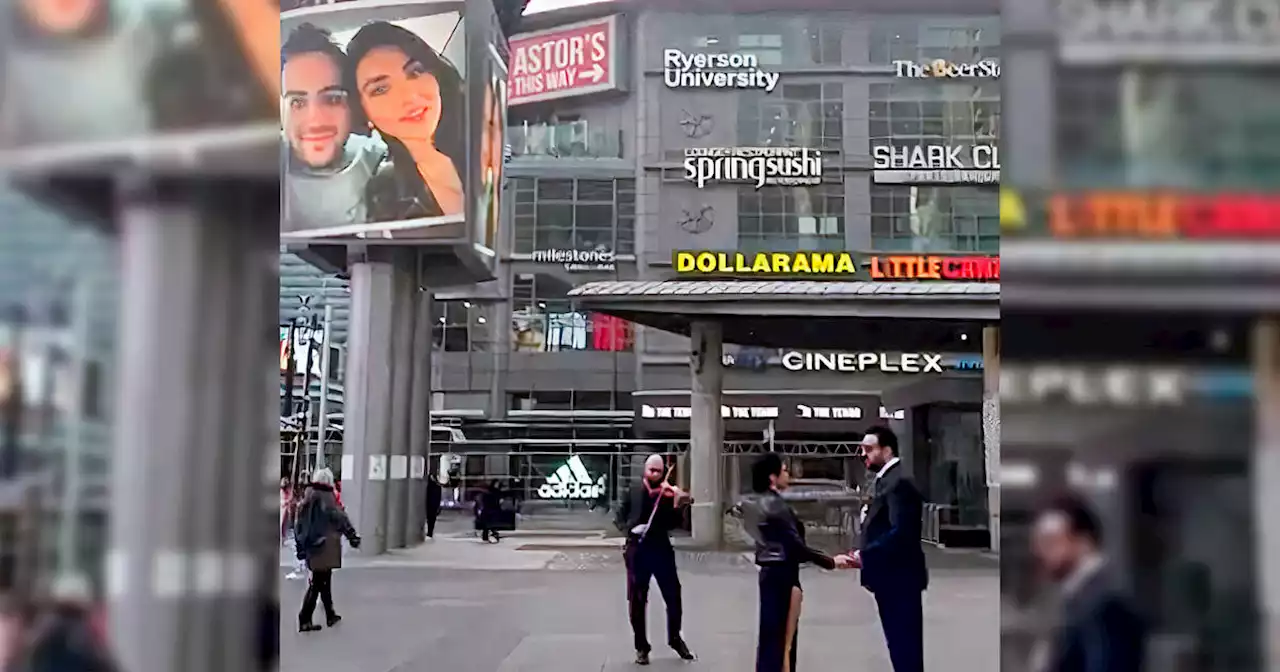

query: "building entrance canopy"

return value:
[567, 278, 998, 350]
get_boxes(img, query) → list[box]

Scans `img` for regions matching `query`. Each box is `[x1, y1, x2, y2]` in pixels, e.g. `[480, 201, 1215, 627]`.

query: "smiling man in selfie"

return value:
[281, 23, 387, 231]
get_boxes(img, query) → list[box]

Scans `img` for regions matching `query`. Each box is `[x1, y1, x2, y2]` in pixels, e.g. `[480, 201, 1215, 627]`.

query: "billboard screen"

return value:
[280, 0, 506, 262]
[0, 0, 278, 173]
[508, 15, 618, 106]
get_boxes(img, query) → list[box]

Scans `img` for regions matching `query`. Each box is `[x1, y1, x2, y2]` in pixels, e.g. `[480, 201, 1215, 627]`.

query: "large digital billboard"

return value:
[279, 0, 506, 271]
[0, 0, 278, 172]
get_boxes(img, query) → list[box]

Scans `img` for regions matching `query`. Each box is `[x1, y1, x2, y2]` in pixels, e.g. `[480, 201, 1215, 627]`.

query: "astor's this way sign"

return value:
[510, 16, 619, 106]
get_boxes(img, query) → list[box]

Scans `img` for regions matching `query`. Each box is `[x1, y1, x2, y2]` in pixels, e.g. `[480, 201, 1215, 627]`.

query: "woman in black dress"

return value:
[744, 453, 837, 672]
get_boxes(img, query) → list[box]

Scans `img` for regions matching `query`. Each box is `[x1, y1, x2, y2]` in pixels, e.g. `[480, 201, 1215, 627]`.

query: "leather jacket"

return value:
[741, 491, 835, 570]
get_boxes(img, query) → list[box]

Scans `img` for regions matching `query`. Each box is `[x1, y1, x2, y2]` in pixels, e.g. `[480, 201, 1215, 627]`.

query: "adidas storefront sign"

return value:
[537, 455, 606, 499]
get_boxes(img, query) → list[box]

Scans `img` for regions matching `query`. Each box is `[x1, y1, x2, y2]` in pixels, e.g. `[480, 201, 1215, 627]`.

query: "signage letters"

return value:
[684, 147, 823, 188]
[1047, 192, 1280, 239]
[868, 256, 999, 281]
[894, 59, 1000, 78]
[872, 144, 1000, 185]
[530, 248, 616, 271]
[510, 17, 617, 106]
[781, 352, 945, 374]
[1059, 0, 1280, 41]
[663, 49, 779, 92]
[674, 251, 856, 275]
[1000, 365, 1186, 406]
[537, 455, 606, 499]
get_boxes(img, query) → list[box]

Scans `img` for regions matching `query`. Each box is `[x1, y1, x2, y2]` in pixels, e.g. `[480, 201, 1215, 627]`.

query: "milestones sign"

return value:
[684, 147, 823, 188]
[872, 144, 1000, 185]
[663, 49, 780, 92]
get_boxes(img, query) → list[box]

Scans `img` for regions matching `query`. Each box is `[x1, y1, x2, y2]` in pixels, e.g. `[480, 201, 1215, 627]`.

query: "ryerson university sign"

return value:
[872, 144, 999, 185]
[684, 148, 823, 188]
[663, 50, 780, 92]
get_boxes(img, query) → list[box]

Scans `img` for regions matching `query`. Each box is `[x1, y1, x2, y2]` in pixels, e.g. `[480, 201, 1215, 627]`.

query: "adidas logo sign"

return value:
[537, 455, 606, 500]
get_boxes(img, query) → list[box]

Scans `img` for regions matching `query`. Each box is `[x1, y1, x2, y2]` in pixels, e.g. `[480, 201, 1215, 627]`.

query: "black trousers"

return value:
[299, 569, 336, 623]
[624, 540, 683, 652]
[756, 564, 801, 672]
[426, 504, 440, 537]
[874, 588, 924, 672]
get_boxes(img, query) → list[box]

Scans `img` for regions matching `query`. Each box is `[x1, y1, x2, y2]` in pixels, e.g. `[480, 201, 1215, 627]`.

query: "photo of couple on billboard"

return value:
[281, 0, 506, 249]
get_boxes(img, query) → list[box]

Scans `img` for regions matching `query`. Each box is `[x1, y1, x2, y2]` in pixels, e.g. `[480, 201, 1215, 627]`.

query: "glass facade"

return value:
[512, 178, 636, 255]
[736, 83, 844, 149]
[737, 184, 846, 252]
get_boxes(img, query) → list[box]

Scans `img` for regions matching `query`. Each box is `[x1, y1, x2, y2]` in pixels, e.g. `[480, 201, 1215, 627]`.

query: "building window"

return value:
[507, 118, 623, 159]
[433, 301, 493, 352]
[868, 18, 999, 65]
[512, 178, 635, 255]
[512, 274, 634, 353]
[738, 83, 843, 149]
[804, 23, 843, 65]
[735, 33, 784, 65]
[1056, 69, 1280, 188]
[870, 185, 998, 252]
[869, 82, 1000, 151]
[738, 184, 845, 252]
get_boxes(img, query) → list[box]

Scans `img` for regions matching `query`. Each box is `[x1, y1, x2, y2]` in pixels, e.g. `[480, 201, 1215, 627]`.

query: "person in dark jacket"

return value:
[1031, 493, 1146, 672]
[11, 574, 117, 672]
[477, 480, 504, 543]
[294, 468, 361, 632]
[743, 453, 838, 672]
[613, 454, 696, 665]
[836, 426, 928, 672]
[426, 477, 443, 539]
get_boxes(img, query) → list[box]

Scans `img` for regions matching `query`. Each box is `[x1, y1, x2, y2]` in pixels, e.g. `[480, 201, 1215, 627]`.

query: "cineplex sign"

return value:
[673, 250, 1000, 280]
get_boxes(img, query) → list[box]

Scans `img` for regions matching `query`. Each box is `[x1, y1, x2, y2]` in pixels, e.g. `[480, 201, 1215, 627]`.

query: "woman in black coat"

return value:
[742, 454, 837, 672]
[294, 468, 361, 631]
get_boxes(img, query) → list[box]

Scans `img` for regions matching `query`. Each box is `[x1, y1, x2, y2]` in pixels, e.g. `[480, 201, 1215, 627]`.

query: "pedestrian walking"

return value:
[477, 480, 503, 543]
[425, 476, 443, 539]
[614, 454, 697, 665]
[285, 471, 311, 580]
[742, 453, 839, 672]
[10, 574, 117, 672]
[294, 468, 361, 632]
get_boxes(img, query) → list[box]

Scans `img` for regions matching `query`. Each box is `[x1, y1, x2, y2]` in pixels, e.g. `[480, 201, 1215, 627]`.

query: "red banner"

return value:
[509, 16, 617, 106]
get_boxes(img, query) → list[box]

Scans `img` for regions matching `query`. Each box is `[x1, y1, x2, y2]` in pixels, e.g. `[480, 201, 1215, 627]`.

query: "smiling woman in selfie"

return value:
[345, 20, 466, 223]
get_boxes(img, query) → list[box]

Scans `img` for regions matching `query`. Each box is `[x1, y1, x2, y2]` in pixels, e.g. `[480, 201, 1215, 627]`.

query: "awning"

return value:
[567, 280, 998, 349]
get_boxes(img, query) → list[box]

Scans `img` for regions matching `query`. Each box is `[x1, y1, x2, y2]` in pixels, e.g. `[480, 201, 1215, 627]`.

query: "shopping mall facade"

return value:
[409, 0, 1001, 545]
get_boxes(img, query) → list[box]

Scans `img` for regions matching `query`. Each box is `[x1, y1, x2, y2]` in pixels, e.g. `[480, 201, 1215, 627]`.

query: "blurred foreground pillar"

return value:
[688, 321, 724, 548]
[108, 181, 278, 672]
[1254, 319, 1280, 668]
[982, 326, 1000, 554]
[406, 290, 433, 545]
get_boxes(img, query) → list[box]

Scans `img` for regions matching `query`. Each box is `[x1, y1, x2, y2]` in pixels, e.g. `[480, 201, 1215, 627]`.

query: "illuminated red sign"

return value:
[1048, 193, 1280, 239]
[509, 16, 618, 106]
[868, 256, 999, 281]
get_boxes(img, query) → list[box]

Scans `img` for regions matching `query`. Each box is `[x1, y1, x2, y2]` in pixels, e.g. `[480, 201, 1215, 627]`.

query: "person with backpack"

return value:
[294, 468, 361, 632]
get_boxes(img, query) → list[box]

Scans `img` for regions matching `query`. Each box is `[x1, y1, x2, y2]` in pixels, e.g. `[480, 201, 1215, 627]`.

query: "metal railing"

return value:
[508, 122, 624, 159]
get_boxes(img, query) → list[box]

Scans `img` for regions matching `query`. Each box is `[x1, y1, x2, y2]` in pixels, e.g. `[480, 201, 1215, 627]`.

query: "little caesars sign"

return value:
[664, 49, 779, 92]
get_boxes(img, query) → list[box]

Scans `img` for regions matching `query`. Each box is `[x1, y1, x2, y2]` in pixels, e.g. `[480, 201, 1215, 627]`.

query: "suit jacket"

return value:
[1044, 569, 1146, 672]
[858, 462, 928, 594]
[614, 482, 687, 544]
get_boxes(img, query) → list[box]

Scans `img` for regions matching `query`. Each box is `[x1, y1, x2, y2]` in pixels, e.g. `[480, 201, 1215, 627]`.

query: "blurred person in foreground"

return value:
[0, 598, 28, 670]
[742, 452, 838, 672]
[294, 468, 361, 632]
[613, 454, 697, 665]
[1030, 494, 1146, 672]
[834, 426, 928, 672]
[9, 574, 116, 672]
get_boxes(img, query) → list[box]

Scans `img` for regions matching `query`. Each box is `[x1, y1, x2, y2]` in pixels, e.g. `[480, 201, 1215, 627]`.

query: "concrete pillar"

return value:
[386, 257, 416, 549]
[108, 182, 276, 672]
[688, 321, 724, 548]
[406, 290, 433, 544]
[982, 325, 1000, 553]
[1253, 319, 1280, 668]
[342, 250, 396, 556]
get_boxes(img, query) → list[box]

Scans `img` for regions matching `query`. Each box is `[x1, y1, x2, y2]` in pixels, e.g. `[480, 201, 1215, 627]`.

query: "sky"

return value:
[524, 0, 613, 15]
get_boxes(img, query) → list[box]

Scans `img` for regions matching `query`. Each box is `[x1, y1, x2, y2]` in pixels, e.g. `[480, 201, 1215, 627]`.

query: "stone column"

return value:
[108, 181, 277, 672]
[406, 289, 433, 544]
[385, 255, 416, 549]
[342, 249, 397, 555]
[688, 321, 724, 548]
[1253, 319, 1280, 669]
[982, 325, 1001, 553]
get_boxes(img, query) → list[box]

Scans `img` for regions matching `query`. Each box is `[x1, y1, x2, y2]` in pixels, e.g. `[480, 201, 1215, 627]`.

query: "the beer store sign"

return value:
[684, 148, 823, 189]
[872, 144, 999, 185]
[782, 352, 945, 374]
[894, 58, 1000, 79]
[663, 49, 780, 92]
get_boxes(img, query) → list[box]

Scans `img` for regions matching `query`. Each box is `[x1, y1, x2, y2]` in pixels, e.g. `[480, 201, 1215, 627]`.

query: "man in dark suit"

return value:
[425, 477, 443, 539]
[1031, 494, 1145, 672]
[614, 454, 697, 665]
[836, 426, 927, 672]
